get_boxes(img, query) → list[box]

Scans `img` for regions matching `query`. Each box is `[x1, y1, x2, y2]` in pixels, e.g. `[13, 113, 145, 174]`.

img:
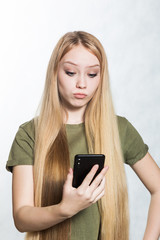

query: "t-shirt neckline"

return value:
[66, 122, 84, 130]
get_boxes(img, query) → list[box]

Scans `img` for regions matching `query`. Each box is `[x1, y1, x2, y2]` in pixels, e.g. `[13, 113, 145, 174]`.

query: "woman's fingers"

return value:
[91, 176, 106, 202]
[89, 166, 108, 193]
[83, 166, 108, 203]
[79, 164, 99, 190]
[93, 189, 105, 203]
[64, 168, 73, 188]
[76, 166, 108, 203]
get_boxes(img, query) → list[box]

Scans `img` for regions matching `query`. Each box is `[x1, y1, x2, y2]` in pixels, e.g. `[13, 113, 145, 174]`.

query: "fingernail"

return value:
[94, 164, 99, 169]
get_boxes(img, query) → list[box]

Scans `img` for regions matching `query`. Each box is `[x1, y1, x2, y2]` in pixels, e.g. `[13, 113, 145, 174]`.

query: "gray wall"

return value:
[0, 0, 159, 239]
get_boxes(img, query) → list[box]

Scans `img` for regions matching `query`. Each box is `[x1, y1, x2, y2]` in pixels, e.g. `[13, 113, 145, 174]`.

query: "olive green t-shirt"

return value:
[6, 116, 148, 240]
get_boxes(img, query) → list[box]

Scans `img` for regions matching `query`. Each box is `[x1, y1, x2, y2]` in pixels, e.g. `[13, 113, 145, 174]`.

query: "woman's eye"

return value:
[88, 73, 97, 78]
[65, 71, 75, 76]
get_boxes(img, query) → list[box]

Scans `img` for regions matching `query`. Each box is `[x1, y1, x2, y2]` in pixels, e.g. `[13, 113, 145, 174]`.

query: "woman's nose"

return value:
[76, 75, 87, 89]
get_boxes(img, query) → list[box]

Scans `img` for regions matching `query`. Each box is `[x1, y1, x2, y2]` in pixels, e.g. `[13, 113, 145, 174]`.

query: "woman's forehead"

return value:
[60, 45, 100, 67]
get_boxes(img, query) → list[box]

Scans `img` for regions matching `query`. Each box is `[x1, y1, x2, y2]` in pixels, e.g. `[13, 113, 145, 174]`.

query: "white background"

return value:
[0, 0, 160, 239]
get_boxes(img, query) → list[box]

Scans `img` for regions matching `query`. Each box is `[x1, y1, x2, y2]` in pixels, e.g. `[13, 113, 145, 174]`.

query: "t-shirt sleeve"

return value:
[6, 120, 35, 172]
[122, 118, 149, 165]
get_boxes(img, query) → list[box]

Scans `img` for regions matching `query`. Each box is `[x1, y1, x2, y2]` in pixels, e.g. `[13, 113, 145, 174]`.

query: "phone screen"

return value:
[72, 154, 105, 188]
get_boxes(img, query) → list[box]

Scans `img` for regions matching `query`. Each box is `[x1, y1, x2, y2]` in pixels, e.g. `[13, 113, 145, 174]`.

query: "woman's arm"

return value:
[131, 152, 160, 240]
[12, 165, 108, 233]
[12, 165, 68, 232]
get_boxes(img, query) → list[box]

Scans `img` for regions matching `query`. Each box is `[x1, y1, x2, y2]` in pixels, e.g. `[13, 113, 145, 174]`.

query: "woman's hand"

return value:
[60, 165, 108, 218]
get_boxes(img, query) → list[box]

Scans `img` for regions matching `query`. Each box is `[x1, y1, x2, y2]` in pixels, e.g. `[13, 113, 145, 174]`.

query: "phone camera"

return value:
[77, 159, 81, 168]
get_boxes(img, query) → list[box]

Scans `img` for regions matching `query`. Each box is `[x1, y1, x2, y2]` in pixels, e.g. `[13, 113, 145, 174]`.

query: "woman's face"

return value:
[57, 44, 100, 112]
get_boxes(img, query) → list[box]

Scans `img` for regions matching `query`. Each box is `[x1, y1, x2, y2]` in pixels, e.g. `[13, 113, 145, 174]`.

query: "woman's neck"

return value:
[64, 107, 86, 124]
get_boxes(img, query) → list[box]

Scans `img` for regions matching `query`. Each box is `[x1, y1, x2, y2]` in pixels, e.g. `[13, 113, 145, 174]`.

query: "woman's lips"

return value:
[73, 93, 87, 99]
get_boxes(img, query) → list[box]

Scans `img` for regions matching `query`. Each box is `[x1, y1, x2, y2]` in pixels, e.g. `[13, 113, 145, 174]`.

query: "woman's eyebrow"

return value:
[63, 61, 100, 68]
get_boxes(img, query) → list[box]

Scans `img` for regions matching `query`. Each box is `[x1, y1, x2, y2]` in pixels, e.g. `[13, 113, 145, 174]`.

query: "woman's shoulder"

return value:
[17, 118, 36, 141]
[6, 118, 36, 172]
[20, 118, 35, 129]
[116, 115, 128, 131]
[116, 115, 141, 144]
[116, 115, 148, 165]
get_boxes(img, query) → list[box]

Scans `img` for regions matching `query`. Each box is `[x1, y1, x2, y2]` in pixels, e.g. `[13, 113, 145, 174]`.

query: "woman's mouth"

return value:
[73, 93, 87, 99]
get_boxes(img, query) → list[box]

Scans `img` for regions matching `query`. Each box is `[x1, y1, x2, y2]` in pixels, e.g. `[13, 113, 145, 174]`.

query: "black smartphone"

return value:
[72, 154, 105, 188]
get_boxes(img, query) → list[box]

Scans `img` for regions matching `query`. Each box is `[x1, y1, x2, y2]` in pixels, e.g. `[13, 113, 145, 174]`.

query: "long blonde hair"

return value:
[25, 31, 129, 240]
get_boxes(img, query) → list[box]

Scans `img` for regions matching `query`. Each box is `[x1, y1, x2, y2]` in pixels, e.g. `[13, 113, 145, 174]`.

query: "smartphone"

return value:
[72, 154, 105, 188]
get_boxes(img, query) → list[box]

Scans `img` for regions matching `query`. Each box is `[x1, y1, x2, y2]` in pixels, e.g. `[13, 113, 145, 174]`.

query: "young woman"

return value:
[6, 31, 160, 240]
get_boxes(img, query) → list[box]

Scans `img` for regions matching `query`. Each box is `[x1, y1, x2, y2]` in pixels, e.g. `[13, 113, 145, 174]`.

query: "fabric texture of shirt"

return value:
[6, 116, 148, 240]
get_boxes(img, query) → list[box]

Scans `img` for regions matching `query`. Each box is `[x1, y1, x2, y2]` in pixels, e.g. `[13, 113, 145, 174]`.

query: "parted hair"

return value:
[25, 31, 129, 240]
